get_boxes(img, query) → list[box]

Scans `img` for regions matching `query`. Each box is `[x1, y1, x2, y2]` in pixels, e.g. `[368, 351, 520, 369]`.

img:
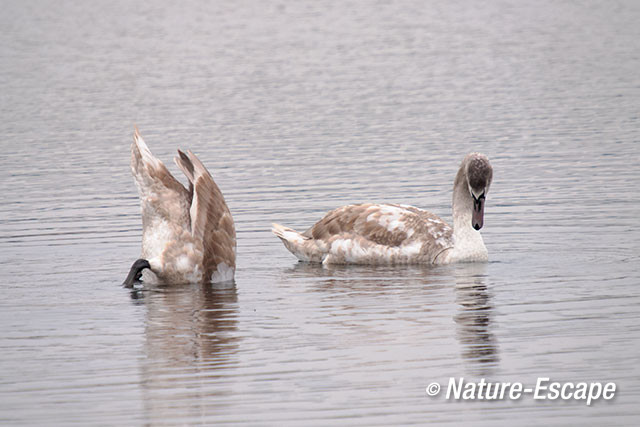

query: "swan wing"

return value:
[185, 150, 236, 280]
[305, 203, 452, 263]
[131, 128, 191, 232]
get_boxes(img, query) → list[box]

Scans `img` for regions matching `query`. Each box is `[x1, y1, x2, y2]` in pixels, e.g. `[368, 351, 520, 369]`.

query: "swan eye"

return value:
[469, 185, 486, 202]
[472, 192, 485, 211]
[472, 192, 485, 202]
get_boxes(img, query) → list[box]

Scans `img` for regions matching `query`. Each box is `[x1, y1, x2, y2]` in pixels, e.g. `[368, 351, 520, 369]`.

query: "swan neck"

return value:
[447, 165, 488, 263]
[452, 167, 472, 232]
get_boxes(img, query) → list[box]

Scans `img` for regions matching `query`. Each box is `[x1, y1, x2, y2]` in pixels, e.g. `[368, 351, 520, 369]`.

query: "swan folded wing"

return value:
[186, 151, 236, 279]
[304, 204, 413, 246]
[305, 204, 453, 261]
[131, 129, 191, 230]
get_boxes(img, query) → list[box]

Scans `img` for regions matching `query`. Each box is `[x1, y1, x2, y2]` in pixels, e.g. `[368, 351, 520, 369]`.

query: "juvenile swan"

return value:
[272, 153, 493, 265]
[123, 128, 236, 287]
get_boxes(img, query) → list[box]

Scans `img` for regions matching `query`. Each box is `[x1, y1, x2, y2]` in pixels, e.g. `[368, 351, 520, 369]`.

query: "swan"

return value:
[272, 153, 493, 265]
[123, 128, 236, 287]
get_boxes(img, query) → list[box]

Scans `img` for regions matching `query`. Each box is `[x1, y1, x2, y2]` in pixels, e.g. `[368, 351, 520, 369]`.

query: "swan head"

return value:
[464, 153, 493, 230]
[123, 258, 151, 288]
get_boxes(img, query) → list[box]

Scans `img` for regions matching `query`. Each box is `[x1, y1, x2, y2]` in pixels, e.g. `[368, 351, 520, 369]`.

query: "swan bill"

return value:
[123, 258, 151, 288]
[472, 194, 485, 230]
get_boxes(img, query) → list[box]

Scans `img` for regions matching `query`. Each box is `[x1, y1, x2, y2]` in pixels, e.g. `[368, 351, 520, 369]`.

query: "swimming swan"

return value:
[123, 128, 236, 287]
[272, 153, 493, 265]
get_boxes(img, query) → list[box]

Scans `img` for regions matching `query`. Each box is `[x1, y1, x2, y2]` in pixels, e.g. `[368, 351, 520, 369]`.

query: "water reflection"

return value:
[286, 262, 449, 290]
[453, 263, 499, 375]
[130, 283, 239, 423]
[283, 261, 499, 375]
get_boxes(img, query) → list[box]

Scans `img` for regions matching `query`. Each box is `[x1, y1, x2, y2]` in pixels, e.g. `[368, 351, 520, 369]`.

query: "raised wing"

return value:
[131, 128, 191, 231]
[184, 150, 236, 280]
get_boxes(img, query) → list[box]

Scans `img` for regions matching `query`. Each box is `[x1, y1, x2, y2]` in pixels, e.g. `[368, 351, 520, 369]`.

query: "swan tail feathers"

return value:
[271, 223, 308, 243]
[272, 223, 320, 262]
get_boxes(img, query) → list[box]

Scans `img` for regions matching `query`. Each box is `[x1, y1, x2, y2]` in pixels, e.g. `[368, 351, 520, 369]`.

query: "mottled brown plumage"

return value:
[273, 152, 493, 265]
[128, 128, 236, 285]
[188, 151, 236, 281]
[274, 203, 453, 265]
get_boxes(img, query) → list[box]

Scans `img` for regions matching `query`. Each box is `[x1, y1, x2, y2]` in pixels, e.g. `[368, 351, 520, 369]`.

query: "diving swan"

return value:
[123, 128, 236, 287]
[272, 153, 493, 265]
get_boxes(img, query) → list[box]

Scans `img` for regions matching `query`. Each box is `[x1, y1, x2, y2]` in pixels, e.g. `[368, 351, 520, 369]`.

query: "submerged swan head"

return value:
[453, 153, 493, 231]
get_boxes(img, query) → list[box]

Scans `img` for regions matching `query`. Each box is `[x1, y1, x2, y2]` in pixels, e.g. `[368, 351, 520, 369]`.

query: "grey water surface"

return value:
[1, 0, 639, 425]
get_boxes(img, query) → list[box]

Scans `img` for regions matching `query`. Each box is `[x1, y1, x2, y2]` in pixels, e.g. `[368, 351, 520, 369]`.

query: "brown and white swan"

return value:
[272, 153, 493, 265]
[123, 128, 236, 287]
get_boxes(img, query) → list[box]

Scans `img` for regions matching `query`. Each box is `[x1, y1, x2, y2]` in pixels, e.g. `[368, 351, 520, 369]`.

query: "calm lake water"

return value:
[1, 0, 639, 425]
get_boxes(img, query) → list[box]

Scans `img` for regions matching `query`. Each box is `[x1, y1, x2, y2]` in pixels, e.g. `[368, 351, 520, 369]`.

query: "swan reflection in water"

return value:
[452, 263, 499, 375]
[129, 283, 239, 424]
[283, 262, 499, 374]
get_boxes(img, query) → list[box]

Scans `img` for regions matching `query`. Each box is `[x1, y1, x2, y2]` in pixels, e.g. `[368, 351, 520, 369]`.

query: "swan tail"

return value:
[272, 223, 321, 262]
[272, 223, 307, 242]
